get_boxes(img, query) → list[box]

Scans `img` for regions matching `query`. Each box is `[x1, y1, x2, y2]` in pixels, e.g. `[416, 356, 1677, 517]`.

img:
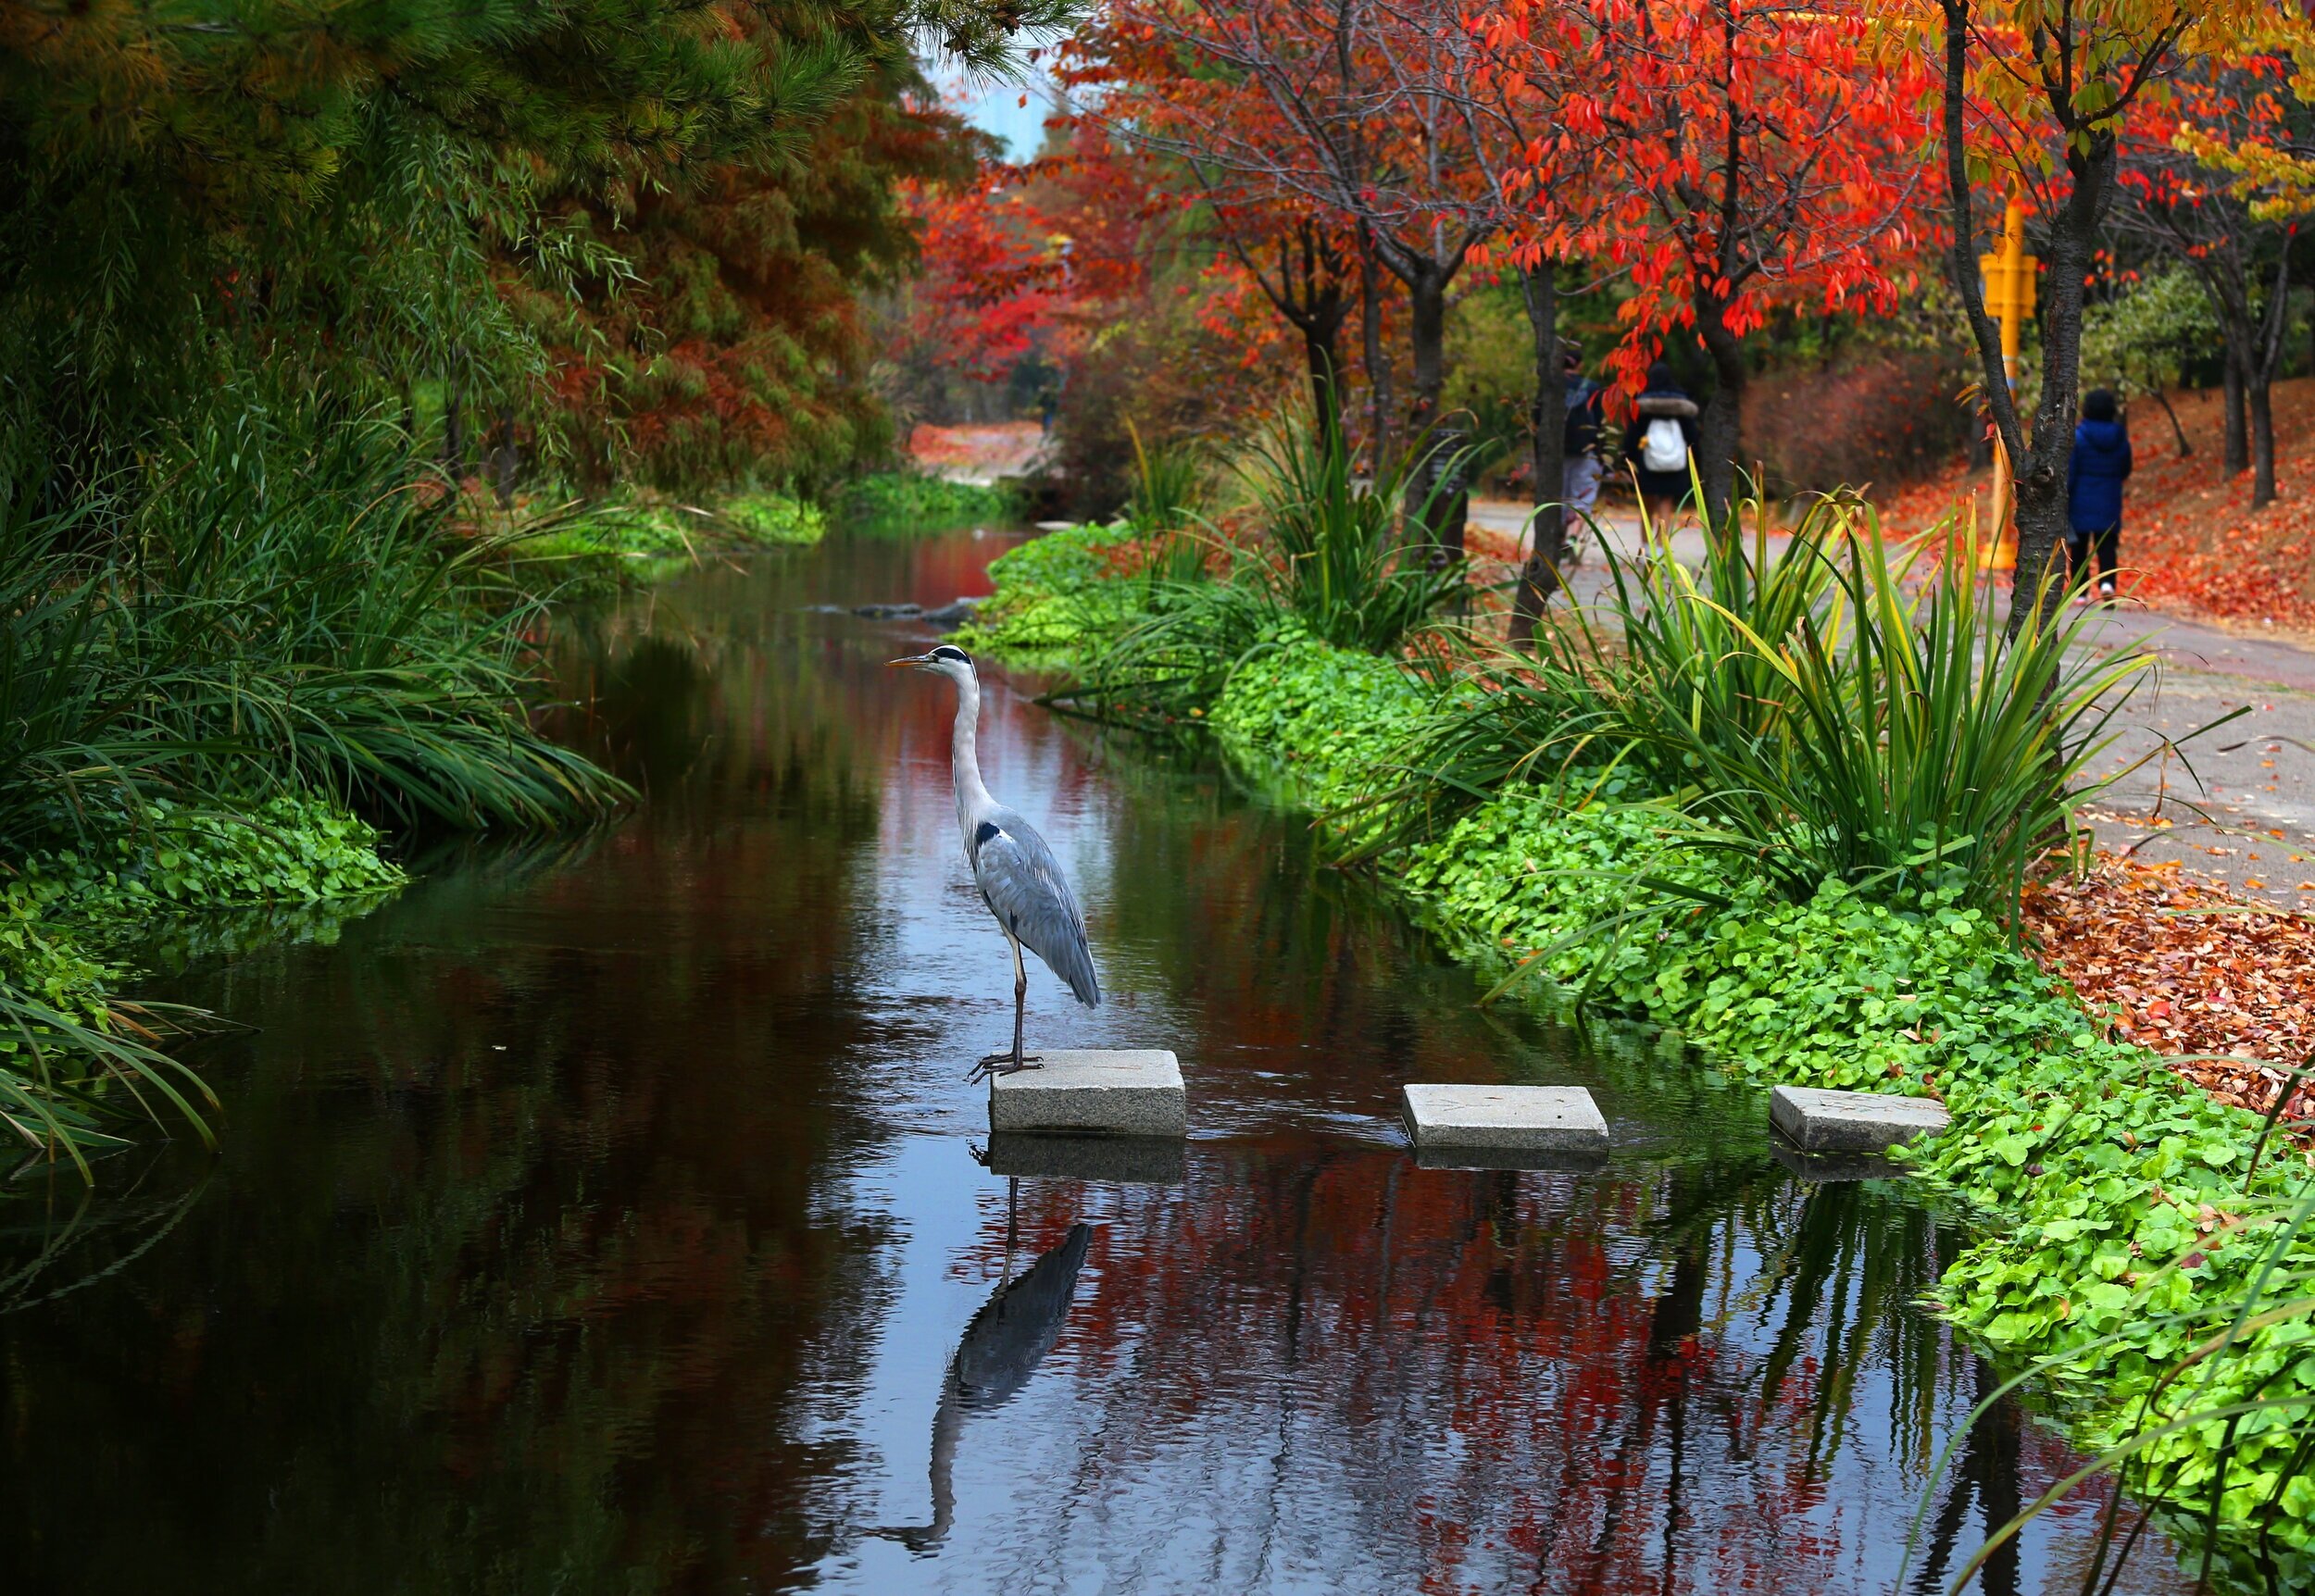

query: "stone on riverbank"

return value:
[1400, 1084, 1610, 1157]
[1770, 1085, 1949, 1153]
[987, 1050, 1186, 1137]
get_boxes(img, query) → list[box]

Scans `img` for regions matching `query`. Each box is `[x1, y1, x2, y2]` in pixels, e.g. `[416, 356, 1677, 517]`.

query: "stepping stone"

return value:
[988, 1050, 1185, 1138]
[1401, 1084, 1610, 1159]
[1770, 1142, 1908, 1183]
[1411, 1141, 1610, 1175]
[1770, 1085, 1949, 1153]
[983, 1132, 1186, 1185]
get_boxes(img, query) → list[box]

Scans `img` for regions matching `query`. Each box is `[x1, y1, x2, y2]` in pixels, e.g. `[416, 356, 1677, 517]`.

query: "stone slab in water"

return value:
[1770, 1085, 1949, 1153]
[1401, 1084, 1609, 1155]
[1771, 1141, 1910, 1183]
[987, 1050, 1185, 1137]
[1411, 1141, 1610, 1175]
[983, 1132, 1186, 1184]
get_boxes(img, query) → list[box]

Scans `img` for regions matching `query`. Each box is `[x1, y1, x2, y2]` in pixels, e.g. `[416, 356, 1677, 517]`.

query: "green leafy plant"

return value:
[1235, 413, 1469, 655]
[840, 472, 1021, 529]
[953, 522, 1149, 660]
[1611, 499, 2153, 906]
[1204, 627, 2314, 1572]
[1040, 416, 1471, 733]
[719, 492, 827, 546]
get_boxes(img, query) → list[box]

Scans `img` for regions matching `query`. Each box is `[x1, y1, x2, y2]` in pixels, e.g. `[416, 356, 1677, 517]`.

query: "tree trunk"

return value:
[1935, 0, 2115, 644]
[2003, 141, 2112, 640]
[1508, 260, 1569, 647]
[2148, 387, 2191, 458]
[1400, 264, 1458, 555]
[2250, 248, 2291, 511]
[493, 407, 519, 509]
[2222, 343, 2249, 477]
[1404, 264, 1447, 444]
[2249, 377, 2277, 510]
[1695, 306, 1747, 525]
[1358, 223, 1392, 474]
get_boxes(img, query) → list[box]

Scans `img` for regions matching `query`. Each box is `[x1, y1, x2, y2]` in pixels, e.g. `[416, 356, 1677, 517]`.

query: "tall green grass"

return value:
[1, 400, 630, 1166]
[1383, 493, 2155, 912]
[1047, 414, 1467, 733]
[40, 406, 630, 832]
[1121, 422, 1209, 588]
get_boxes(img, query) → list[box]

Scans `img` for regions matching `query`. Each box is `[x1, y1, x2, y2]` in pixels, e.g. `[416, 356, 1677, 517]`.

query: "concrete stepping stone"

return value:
[983, 1132, 1186, 1184]
[1411, 1141, 1610, 1174]
[1770, 1085, 1949, 1153]
[1770, 1142, 1908, 1183]
[987, 1050, 1185, 1137]
[1401, 1084, 1610, 1163]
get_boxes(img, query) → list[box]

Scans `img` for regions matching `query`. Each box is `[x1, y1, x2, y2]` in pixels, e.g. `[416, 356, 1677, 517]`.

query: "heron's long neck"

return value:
[950, 671, 995, 840]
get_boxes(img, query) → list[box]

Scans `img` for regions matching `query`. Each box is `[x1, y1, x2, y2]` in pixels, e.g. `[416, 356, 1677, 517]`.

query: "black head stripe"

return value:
[931, 644, 972, 665]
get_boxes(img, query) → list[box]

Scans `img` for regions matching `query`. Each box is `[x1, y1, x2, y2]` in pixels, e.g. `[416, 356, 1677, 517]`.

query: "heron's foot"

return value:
[967, 1052, 1043, 1083]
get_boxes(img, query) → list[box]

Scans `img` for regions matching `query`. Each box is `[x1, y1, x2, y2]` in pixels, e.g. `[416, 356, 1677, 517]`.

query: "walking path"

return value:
[1469, 498, 2315, 908]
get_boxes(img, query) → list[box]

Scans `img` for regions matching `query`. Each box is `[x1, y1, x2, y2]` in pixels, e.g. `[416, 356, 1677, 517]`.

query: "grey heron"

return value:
[889, 644, 1099, 1078]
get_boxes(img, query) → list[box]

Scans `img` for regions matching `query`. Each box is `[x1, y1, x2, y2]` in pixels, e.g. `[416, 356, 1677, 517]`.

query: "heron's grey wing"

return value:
[970, 811, 1100, 1006]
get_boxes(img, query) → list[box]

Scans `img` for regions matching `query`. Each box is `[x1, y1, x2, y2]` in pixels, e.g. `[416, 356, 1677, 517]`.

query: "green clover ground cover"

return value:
[839, 472, 1021, 530]
[3, 792, 406, 1155]
[953, 522, 1148, 662]
[965, 522, 2314, 1574]
[1208, 639, 2315, 1573]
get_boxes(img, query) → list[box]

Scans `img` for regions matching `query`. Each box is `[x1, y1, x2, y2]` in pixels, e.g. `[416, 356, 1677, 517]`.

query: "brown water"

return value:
[0, 526, 2199, 1595]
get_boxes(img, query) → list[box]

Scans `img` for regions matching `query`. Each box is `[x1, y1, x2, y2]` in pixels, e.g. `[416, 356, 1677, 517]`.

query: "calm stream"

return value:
[2, 526, 2196, 1594]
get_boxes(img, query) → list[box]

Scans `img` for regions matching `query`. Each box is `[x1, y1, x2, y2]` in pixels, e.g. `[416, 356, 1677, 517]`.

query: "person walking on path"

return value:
[1565, 344, 1602, 517]
[2067, 388, 2133, 601]
[1620, 361, 1700, 526]
[1556, 343, 1609, 562]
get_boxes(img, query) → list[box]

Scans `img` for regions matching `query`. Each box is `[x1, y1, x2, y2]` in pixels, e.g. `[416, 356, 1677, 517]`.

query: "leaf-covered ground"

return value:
[1883, 376, 2315, 638]
[2024, 856, 2315, 1138]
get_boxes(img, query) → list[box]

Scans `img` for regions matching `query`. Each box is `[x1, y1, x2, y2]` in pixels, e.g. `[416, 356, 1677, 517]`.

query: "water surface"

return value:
[1, 524, 2196, 1595]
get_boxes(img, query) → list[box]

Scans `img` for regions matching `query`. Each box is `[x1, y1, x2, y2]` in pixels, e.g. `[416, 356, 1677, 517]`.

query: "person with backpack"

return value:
[1620, 360, 1700, 524]
[2066, 388, 2133, 601]
[1560, 343, 1608, 514]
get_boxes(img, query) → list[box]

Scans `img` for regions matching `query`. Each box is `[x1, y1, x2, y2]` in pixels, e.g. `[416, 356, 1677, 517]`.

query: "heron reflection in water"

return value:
[870, 1216, 1095, 1552]
[889, 644, 1100, 1079]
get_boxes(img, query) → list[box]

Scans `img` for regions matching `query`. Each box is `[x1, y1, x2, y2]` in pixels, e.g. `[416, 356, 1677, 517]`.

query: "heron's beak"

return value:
[887, 654, 932, 669]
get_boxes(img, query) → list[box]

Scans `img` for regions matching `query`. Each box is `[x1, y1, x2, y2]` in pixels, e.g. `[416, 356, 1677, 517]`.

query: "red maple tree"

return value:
[1561, 0, 1935, 520]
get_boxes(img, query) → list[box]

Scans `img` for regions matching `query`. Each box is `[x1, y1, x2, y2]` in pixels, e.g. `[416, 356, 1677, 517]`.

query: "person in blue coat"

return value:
[2066, 389, 2133, 599]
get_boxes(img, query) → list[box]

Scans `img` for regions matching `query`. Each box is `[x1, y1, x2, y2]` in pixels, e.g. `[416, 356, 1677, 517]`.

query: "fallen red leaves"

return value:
[907, 421, 1045, 479]
[1883, 376, 2315, 637]
[2022, 856, 2315, 1139]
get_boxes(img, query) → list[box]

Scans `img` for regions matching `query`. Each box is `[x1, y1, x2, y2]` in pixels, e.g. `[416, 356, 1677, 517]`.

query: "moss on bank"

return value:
[840, 471, 1021, 529]
[952, 521, 1145, 662]
[510, 492, 827, 587]
[4, 791, 405, 1162]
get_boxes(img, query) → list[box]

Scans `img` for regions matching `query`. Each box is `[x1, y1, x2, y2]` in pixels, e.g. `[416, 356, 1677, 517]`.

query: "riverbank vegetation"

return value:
[963, 441, 2315, 1581]
[0, 0, 1057, 1166]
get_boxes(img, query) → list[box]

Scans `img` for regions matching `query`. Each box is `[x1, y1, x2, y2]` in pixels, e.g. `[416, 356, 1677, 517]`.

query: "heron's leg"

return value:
[970, 932, 1043, 1079]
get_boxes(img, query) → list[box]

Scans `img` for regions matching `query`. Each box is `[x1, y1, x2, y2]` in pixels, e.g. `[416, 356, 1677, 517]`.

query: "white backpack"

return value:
[1640, 417, 1688, 474]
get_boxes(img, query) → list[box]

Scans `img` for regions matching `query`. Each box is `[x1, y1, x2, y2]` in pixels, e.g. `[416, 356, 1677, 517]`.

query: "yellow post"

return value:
[1975, 199, 2035, 572]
